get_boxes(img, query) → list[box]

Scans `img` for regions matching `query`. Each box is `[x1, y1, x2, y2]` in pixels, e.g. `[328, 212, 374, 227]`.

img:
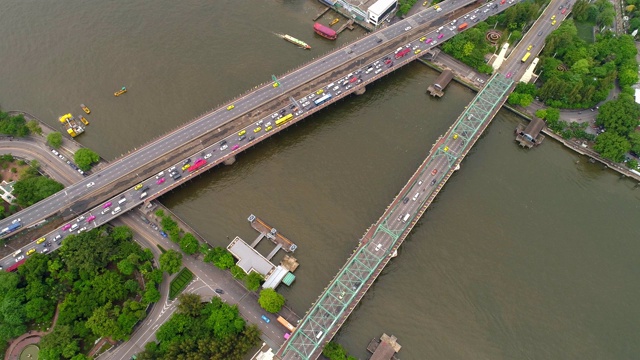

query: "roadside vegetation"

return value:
[73, 148, 100, 171]
[323, 342, 357, 360]
[136, 294, 261, 360]
[47, 131, 63, 149]
[398, 0, 420, 16]
[0, 111, 32, 137]
[0, 226, 160, 357]
[258, 288, 286, 313]
[169, 267, 194, 300]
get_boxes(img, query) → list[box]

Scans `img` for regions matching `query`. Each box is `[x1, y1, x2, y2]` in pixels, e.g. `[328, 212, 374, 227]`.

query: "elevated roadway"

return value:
[278, 0, 575, 357]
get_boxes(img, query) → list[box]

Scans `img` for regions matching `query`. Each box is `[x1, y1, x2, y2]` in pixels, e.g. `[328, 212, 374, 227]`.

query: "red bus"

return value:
[188, 158, 207, 172]
[6, 258, 26, 272]
[395, 48, 411, 59]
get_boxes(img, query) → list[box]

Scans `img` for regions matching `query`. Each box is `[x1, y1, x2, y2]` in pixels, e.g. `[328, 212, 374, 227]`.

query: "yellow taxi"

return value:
[182, 164, 190, 171]
[551, 15, 556, 20]
[238, 129, 246, 136]
[453, 134, 459, 139]
[254, 127, 262, 133]
[420, 36, 427, 42]
[226, 104, 235, 111]
[35, 237, 46, 245]
[26, 248, 36, 256]
[134, 183, 143, 190]
[443, 146, 449, 152]
[552, 20, 557, 25]
[316, 89, 324, 95]
[265, 125, 273, 132]
[527, 44, 533, 50]
[415, 49, 422, 54]
[423, 1, 428, 5]
[272, 82, 279, 88]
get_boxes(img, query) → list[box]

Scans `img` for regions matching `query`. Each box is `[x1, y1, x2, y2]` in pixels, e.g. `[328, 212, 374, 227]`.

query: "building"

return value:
[0, 180, 16, 204]
[515, 117, 546, 148]
[427, 69, 454, 97]
[367, 0, 398, 26]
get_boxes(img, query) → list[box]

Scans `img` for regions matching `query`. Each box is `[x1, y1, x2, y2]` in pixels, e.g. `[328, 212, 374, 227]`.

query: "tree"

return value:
[111, 226, 133, 242]
[86, 302, 127, 340]
[628, 131, 640, 154]
[159, 250, 182, 274]
[177, 293, 203, 317]
[230, 265, 247, 280]
[535, 109, 547, 119]
[117, 259, 135, 276]
[12, 176, 64, 207]
[244, 272, 263, 291]
[0, 112, 30, 137]
[46, 131, 63, 148]
[74, 148, 100, 171]
[179, 233, 199, 255]
[593, 131, 632, 162]
[596, 96, 640, 136]
[143, 285, 161, 304]
[323, 341, 349, 360]
[258, 288, 285, 313]
[26, 119, 42, 135]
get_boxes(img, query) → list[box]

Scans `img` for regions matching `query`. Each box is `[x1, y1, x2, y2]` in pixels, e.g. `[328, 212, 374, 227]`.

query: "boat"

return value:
[313, 22, 338, 40]
[281, 34, 311, 49]
[80, 116, 89, 126]
[114, 86, 127, 97]
[58, 113, 85, 138]
[329, 18, 340, 26]
[80, 104, 90, 114]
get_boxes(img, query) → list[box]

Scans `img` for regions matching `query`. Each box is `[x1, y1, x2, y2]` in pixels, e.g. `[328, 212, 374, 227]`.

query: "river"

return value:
[1, 1, 639, 359]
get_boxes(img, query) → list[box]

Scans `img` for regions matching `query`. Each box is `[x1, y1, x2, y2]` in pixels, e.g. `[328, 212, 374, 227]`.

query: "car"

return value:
[431, 169, 438, 175]
[561, 8, 567, 14]
[249, 136, 255, 141]
[77, 227, 87, 234]
[432, 40, 438, 45]
[385, 59, 392, 65]
[220, 144, 228, 151]
[438, 33, 444, 39]
[527, 44, 533, 51]
[404, 26, 412, 31]
[111, 207, 121, 215]
[159, 231, 168, 238]
[430, 179, 437, 186]
[349, 77, 357, 83]
[238, 129, 246, 136]
[425, 38, 433, 44]
[551, 14, 556, 20]
[204, 153, 212, 160]
[501, 0, 506, 4]
[453, 133, 459, 139]
[316, 89, 324, 95]
[418, 180, 423, 185]
[155, 171, 165, 179]
[58, 154, 65, 160]
[552, 19, 556, 25]
[51, 149, 59, 156]
[12, 218, 21, 224]
[87, 215, 96, 222]
[538, 30, 543, 36]
[35, 237, 46, 244]
[232, 144, 240, 150]
[78, 169, 85, 175]
[506, 72, 512, 78]
[182, 163, 191, 171]
[374, 243, 382, 251]
[215, 288, 224, 294]
[345, 85, 352, 90]
[26, 248, 36, 256]
[226, 104, 235, 110]
[308, 93, 316, 99]
[86, 182, 95, 188]
[219, 140, 227, 146]
[62, 223, 72, 231]
[16, 255, 25, 262]
[134, 183, 143, 191]
[157, 177, 165, 185]
[254, 127, 262, 133]
[53, 234, 62, 242]
[41, 248, 49, 253]
[265, 125, 273, 132]
[272, 82, 279, 88]
[101, 208, 110, 215]
[414, 49, 421, 54]
[261, 315, 271, 323]
[443, 146, 449, 152]
[338, 291, 346, 300]
[419, 36, 427, 42]
[238, 134, 246, 141]
[77, 215, 85, 222]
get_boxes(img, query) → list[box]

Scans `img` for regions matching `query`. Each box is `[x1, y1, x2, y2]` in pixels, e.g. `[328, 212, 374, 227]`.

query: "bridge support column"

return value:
[354, 86, 366, 95]
[224, 157, 236, 166]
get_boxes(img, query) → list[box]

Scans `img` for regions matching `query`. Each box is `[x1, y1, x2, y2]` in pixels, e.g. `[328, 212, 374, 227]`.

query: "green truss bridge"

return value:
[277, 73, 515, 360]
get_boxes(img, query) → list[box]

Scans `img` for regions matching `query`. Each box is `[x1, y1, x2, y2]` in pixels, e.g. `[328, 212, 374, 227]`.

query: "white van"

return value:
[402, 213, 411, 223]
[140, 192, 148, 199]
[118, 198, 127, 205]
[326, 82, 335, 89]
[111, 207, 121, 215]
[316, 331, 324, 339]
[70, 223, 79, 231]
[412, 192, 420, 201]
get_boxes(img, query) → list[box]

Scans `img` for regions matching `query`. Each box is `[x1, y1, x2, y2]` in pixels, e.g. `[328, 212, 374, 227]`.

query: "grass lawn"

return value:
[169, 268, 194, 300]
[575, 21, 595, 43]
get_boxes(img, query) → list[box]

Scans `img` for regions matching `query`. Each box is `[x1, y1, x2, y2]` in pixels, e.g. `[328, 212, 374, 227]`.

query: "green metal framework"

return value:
[280, 74, 514, 360]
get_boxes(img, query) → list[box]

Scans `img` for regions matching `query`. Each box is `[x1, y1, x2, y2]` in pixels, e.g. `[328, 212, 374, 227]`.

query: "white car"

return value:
[15, 255, 25, 262]
[220, 144, 228, 151]
[404, 26, 412, 31]
[204, 153, 212, 160]
[86, 182, 95, 188]
[375, 243, 382, 251]
[51, 149, 59, 156]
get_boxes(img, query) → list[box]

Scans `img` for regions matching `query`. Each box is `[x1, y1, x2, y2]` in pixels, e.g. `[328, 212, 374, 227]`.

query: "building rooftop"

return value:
[227, 237, 275, 277]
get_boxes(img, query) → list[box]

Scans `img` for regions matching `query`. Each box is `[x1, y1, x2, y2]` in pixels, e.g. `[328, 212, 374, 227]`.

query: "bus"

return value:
[277, 316, 297, 332]
[314, 93, 332, 106]
[521, 52, 531, 62]
[275, 113, 294, 126]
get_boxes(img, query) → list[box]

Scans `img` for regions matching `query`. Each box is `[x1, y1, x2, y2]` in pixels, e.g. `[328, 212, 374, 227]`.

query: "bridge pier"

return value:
[223, 156, 236, 165]
[354, 86, 366, 96]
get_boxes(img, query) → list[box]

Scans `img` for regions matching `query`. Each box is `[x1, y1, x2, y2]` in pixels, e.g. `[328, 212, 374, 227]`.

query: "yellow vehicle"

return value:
[226, 104, 235, 111]
[254, 127, 262, 133]
[134, 183, 143, 190]
[238, 129, 246, 136]
[521, 52, 531, 62]
[420, 36, 427, 42]
[551, 15, 556, 20]
[275, 114, 293, 126]
[265, 125, 273, 132]
[415, 49, 422, 54]
[316, 89, 324, 95]
[182, 164, 190, 171]
[26, 248, 36, 256]
[443, 146, 449, 152]
[527, 44, 533, 51]
[36, 237, 46, 245]
[423, 1, 428, 5]
[80, 104, 91, 114]
[273, 82, 279, 88]
[552, 20, 557, 25]
[433, 4, 440, 9]
[453, 134, 458, 139]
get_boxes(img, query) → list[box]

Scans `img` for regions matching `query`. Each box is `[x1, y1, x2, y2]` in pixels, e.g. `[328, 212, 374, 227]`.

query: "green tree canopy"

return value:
[73, 148, 100, 171]
[0, 112, 30, 137]
[596, 95, 640, 136]
[258, 288, 286, 313]
[244, 272, 263, 292]
[159, 250, 182, 275]
[13, 176, 64, 207]
[593, 131, 632, 162]
[179, 233, 199, 255]
[46, 131, 63, 148]
[26, 119, 42, 135]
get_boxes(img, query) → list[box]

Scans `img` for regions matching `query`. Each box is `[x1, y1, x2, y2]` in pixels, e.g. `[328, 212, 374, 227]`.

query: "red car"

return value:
[431, 169, 438, 176]
[561, 8, 566, 14]
[349, 76, 358, 83]
[506, 72, 512, 78]
[384, 58, 392, 65]
[156, 177, 166, 185]
[500, 0, 506, 4]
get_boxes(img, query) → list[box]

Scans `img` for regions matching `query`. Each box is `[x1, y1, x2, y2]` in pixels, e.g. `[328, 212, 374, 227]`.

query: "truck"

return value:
[458, 22, 468, 31]
[1, 222, 22, 236]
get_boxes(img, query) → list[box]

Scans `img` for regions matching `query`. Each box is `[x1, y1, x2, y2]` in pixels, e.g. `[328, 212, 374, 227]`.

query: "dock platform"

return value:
[313, 6, 331, 21]
[248, 214, 297, 252]
[336, 19, 355, 34]
[366, 333, 401, 360]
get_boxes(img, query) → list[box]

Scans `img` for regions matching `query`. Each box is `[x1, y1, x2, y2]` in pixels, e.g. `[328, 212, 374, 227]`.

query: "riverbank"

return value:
[417, 55, 640, 183]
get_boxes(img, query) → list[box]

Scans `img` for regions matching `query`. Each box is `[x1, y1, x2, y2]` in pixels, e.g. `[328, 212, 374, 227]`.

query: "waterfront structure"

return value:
[427, 68, 454, 97]
[367, 0, 398, 25]
[515, 116, 546, 148]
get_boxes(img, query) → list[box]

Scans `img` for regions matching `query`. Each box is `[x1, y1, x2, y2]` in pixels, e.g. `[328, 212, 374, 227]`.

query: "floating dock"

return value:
[366, 334, 402, 360]
[58, 113, 85, 138]
[427, 68, 454, 97]
[248, 214, 297, 252]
